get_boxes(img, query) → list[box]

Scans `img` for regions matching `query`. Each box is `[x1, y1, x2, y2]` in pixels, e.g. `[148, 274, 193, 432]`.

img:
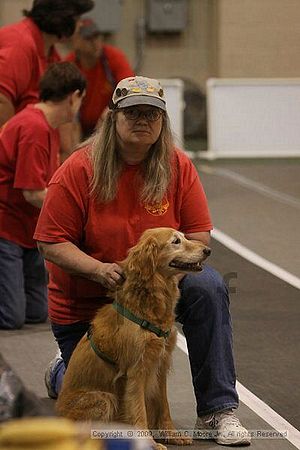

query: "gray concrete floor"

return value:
[194, 158, 300, 278]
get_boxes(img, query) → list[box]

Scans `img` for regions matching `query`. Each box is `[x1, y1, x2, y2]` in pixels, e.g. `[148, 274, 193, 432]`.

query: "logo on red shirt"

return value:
[144, 198, 169, 216]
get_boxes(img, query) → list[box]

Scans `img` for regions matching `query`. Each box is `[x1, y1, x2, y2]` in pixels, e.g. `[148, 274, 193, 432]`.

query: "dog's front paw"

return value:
[154, 443, 168, 450]
[157, 427, 193, 445]
[166, 437, 193, 446]
[160, 430, 193, 446]
[148, 437, 167, 450]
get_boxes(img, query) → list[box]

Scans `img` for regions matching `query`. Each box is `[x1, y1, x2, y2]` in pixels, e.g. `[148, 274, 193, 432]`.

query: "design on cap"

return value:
[117, 78, 164, 99]
[115, 88, 129, 97]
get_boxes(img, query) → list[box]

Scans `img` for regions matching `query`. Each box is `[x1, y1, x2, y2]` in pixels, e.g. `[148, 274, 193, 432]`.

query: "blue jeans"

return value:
[0, 238, 48, 329]
[177, 266, 238, 415]
[50, 265, 239, 416]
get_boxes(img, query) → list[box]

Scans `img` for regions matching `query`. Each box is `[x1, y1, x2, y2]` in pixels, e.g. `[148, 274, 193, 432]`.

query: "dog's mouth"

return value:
[169, 260, 203, 271]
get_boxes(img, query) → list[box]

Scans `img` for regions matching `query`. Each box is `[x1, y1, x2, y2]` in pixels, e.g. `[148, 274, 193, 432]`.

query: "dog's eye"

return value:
[172, 237, 181, 245]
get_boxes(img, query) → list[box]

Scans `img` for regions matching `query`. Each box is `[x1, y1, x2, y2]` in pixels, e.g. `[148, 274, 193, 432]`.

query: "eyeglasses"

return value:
[121, 107, 163, 122]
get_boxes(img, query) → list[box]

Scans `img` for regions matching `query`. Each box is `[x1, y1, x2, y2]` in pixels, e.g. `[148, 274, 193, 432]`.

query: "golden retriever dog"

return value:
[56, 227, 211, 448]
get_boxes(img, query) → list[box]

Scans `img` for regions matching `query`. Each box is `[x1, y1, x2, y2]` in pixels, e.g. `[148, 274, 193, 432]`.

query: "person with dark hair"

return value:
[66, 18, 134, 138]
[0, 0, 94, 127]
[0, 62, 86, 330]
[34, 76, 250, 446]
[23, 0, 95, 39]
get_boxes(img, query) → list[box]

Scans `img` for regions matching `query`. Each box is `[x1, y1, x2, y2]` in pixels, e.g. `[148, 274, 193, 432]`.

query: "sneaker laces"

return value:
[208, 415, 218, 428]
[198, 413, 218, 429]
[216, 410, 243, 429]
[202, 410, 241, 429]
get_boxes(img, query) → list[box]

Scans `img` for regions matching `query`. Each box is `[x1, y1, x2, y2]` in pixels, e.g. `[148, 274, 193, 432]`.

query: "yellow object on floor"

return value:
[0, 417, 101, 450]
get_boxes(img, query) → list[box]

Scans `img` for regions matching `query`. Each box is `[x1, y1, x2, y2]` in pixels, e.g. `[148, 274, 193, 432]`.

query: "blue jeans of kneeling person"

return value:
[0, 238, 48, 330]
[50, 265, 239, 416]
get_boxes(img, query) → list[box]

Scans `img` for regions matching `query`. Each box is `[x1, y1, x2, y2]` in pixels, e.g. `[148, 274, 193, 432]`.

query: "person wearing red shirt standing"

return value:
[0, 0, 94, 127]
[66, 18, 134, 138]
[34, 76, 250, 446]
[0, 62, 86, 330]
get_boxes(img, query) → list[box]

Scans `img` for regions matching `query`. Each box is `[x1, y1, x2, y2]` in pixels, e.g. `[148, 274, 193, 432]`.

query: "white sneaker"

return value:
[195, 409, 251, 446]
[44, 349, 62, 399]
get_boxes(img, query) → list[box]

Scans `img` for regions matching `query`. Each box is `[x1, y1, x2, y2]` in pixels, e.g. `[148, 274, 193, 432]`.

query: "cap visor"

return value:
[116, 95, 166, 111]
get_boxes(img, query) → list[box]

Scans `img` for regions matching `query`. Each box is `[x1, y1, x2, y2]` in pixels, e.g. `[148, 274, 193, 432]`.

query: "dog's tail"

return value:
[56, 390, 118, 421]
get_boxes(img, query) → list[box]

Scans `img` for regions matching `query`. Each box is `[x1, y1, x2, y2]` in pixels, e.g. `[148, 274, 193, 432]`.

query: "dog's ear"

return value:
[124, 235, 159, 281]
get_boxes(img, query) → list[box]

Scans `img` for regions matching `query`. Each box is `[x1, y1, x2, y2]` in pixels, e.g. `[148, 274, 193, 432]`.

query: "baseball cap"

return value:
[111, 76, 166, 111]
[78, 18, 101, 39]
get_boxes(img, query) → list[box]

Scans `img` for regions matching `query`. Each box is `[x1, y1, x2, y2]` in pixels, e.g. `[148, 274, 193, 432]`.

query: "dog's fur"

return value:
[56, 227, 210, 448]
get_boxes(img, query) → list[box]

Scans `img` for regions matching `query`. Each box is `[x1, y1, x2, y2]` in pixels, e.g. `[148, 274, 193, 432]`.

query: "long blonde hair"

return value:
[89, 110, 175, 203]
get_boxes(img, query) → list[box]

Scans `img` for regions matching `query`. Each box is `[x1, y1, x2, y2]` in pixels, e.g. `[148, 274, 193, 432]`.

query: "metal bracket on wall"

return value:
[146, 0, 187, 33]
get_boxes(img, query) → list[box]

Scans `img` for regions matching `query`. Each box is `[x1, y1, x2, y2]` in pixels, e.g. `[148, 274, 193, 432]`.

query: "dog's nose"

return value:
[203, 247, 211, 256]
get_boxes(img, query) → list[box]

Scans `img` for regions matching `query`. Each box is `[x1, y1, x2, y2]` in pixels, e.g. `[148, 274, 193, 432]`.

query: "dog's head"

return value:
[122, 227, 211, 281]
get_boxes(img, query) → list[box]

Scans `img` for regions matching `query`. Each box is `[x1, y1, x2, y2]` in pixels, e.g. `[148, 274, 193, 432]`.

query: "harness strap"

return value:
[112, 301, 171, 339]
[87, 328, 116, 366]
[100, 50, 117, 88]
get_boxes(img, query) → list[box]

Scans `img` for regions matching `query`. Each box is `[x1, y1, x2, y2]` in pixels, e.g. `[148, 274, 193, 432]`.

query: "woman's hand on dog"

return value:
[94, 262, 124, 289]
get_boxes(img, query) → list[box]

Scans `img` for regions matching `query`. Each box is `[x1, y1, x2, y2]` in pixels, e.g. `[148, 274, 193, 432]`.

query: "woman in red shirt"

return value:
[35, 76, 250, 446]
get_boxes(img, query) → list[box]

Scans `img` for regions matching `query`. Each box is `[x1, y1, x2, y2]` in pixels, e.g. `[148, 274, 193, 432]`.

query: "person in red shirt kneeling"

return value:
[34, 76, 250, 446]
[0, 62, 86, 330]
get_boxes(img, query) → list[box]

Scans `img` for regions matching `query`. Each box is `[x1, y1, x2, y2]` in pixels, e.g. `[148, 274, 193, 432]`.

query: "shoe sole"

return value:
[216, 436, 251, 446]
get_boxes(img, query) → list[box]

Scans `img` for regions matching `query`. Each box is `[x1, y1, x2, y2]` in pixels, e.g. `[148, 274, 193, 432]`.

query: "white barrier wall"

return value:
[159, 78, 184, 148]
[205, 78, 300, 159]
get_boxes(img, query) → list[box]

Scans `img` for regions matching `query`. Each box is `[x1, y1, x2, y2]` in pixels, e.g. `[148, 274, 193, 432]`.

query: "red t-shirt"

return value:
[34, 147, 213, 325]
[0, 18, 60, 113]
[0, 105, 60, 248]
[66, 45, 134, 134]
